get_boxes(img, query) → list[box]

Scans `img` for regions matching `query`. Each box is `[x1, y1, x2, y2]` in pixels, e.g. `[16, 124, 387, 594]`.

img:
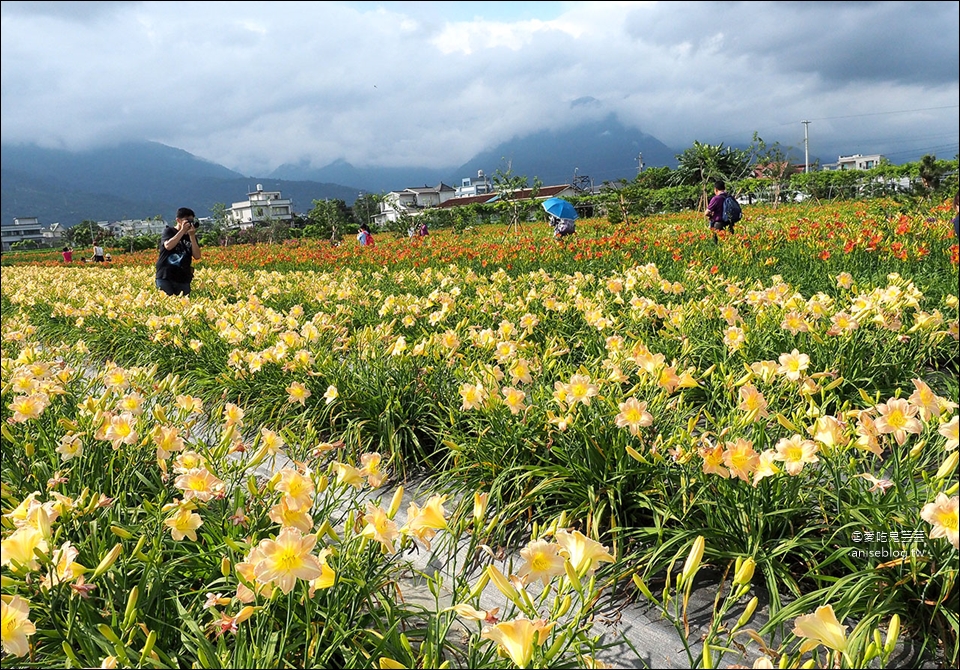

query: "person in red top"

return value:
[357, 223, 375, 246]
[61, 246, 73, 263]
[706, 179, 731, 243]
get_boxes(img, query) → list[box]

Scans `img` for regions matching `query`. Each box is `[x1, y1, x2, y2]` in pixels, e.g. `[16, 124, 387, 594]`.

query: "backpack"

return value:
[554, 219, 576, 237]
[722, 195, 742, 225]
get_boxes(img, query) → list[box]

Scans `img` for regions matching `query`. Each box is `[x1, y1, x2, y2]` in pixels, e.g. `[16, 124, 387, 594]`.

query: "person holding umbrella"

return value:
[542, 197, 578, 239]
[550, 215, 576, 238]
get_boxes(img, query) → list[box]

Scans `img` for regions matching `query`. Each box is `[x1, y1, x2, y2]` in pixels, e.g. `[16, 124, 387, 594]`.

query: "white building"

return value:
[102, 218, 168, 237]
[374, 182, 457, 226]
[230, 184, 294, 228]
[825, 154, 885, 171]
[41, 222, 66, 243]
[1, 217, 45, 251]
[455, 170, 494, 198]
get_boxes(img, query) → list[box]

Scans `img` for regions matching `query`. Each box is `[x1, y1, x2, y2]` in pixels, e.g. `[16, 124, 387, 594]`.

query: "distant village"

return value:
[1, 153, 887, 252]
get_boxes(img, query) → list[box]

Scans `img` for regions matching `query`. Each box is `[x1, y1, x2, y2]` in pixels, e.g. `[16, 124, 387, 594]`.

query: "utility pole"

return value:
[637, 152, 645, 176]
[802, 121, 810, 173]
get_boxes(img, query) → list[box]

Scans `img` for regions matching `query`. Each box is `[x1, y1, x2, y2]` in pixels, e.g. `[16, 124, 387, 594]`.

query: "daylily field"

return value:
[1, 198, 958, 669]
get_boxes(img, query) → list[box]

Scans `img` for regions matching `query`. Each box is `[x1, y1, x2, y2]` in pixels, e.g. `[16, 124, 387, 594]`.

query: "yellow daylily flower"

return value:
[480, 617, 554, 669]
[792, 604, 848, 653]
[555, 529, 614, 576]
[1, 595, 37, 657]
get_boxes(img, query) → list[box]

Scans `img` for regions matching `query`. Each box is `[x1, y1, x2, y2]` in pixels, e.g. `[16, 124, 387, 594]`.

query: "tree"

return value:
[917, 154, 946, 192]
[671, 141, 751, 209]
[352, 192, 384, 228]
[307, 198, 352, 243]
[203, 202, 233, 247]
[492, 161, 541, 232]
[634, 166, 672, 190]
[748, 133, 798, 207]
[65, 221, 98, 248]
[598, 181, 652, 225]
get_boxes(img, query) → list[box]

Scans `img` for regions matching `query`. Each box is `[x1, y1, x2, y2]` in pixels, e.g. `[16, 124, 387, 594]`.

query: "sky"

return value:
[1, 0, 958, 178]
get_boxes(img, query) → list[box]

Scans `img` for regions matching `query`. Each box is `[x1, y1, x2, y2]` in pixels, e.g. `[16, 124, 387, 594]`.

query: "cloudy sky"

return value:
[2, 0, 957, 176]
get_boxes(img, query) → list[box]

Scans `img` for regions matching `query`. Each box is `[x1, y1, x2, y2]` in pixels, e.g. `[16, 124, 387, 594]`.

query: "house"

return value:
[101, 218, 167, 238]
[823, 154, 885, 171]
[374, 182, 457, 226]
[437, 183, 579, 210]
[230, 185, 294, 228]
[41, 222, 66, 243]
[752, 162, 806, 179]
[455, 170, 494, 198]
[1, 217, 45, 251]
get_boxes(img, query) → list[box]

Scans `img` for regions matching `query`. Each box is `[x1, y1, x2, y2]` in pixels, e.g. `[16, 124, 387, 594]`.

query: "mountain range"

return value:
[2, 115, 678, 227]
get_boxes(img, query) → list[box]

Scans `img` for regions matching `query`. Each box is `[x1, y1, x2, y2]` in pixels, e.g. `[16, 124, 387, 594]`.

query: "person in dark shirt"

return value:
[706, 179, 731, 243]
[155, 207, 201, 296]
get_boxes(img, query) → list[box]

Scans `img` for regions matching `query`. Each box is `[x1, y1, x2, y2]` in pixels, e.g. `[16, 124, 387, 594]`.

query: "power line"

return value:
[804, 105, 959, 122]
[882, 143, 959, 158]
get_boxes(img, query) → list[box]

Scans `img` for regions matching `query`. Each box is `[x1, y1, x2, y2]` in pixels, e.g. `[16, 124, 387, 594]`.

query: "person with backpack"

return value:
[357, 223, 374, 246]
[549, 214, 576, 239]
[706, 179, 741, 243]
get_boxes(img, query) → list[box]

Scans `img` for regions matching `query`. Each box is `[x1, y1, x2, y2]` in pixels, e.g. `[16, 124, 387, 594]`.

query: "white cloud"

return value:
[1, 0, 957, 174]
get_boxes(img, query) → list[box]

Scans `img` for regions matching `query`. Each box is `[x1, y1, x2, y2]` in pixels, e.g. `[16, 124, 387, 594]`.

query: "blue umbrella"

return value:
[541, 197, 578, 220]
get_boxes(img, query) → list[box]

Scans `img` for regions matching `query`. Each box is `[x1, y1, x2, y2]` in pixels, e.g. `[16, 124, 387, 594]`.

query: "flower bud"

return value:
[632, 573, 655, 602]
[733, 557, 756, 586]
[473, 492, 489, 524]
[908, 441, 926, 459]
[862, 641, 879, 663]
[139, 630, 157, 664]
[110, 525, 133, 539]
[234, 605, 255, 624]
[680, 536, 705, 587]
[97, 623, 122, 645]
[556, 594, 572, 618]
[61, 641, 82, 665]
[935, 452, 958, 480]
[92, 543, 123, 580]
[884, 614, 900, 655]
[735, 596, 759, 630]
[388, 486, 405, 519]
[468, 571, 490, 600]
[123, 586, 139, 629]
[267, 472, 282, 490]
[486, 565, 521, 604]
[564, 559, 583, 596]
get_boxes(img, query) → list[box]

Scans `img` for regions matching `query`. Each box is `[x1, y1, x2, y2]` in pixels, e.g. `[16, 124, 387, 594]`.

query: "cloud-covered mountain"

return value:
[2, 118, 682, 227]
[269, 115, 680, 193]
[452, 114, 678, 188]
[1, 141, 361, 226]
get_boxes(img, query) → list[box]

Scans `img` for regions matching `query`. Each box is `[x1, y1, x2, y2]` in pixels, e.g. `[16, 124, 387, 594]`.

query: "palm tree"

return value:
[671, 141, 751, 209]
[918, 154, 942, 191]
